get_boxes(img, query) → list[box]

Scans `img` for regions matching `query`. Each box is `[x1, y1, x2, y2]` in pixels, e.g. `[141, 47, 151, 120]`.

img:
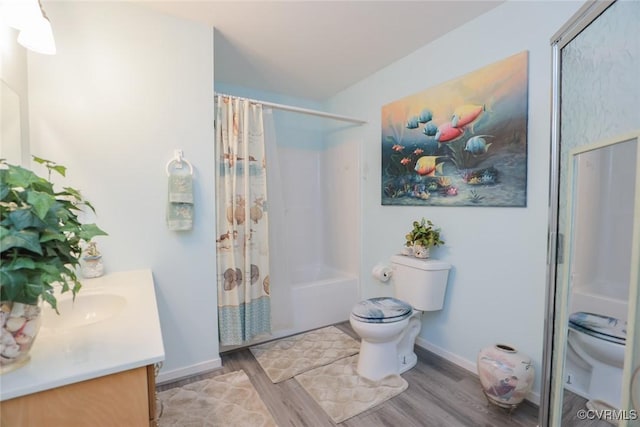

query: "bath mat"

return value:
[295, 354, 408, 423]
[157, 370, 277, 427]
[249, 325, 360, 383]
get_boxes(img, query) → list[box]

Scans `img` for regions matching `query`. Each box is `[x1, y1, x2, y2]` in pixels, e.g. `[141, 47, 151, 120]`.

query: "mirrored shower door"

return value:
[541, 1, 640, 425]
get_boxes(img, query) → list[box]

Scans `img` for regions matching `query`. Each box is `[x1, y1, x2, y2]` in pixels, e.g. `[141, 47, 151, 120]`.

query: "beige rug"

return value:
[249, 326, 360, 383]
[157, 370, 277, 427]
[295, 354, 408, 423]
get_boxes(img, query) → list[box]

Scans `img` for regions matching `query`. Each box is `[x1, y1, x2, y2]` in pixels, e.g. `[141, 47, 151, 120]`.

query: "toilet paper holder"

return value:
[372, 263, 393, 282]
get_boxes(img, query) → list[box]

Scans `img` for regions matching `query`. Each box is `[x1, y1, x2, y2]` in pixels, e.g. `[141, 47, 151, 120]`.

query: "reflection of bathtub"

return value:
[290, 265, 359, 331]
[570, 288, 628, 321]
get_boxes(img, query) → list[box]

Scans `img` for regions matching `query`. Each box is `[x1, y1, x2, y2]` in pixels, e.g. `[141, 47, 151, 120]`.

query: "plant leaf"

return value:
[6, 165, 39, 188]
[27, 191, 56, 219]
[0, 269, 27, 300]
[2, 258, 36, 271]
[0, 227, 43, 254]
[50, 165, 67, 177]
[79, 223, 108, 241]
[7, 209, 47, 231]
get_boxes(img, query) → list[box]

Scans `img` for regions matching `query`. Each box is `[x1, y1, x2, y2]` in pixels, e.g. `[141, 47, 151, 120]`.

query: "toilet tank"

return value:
[390, 255, 451, 311]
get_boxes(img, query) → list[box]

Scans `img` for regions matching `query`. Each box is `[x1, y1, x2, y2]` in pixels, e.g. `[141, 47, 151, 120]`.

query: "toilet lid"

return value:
[351, 297, 412, 324]
[569, 312, 626, 345]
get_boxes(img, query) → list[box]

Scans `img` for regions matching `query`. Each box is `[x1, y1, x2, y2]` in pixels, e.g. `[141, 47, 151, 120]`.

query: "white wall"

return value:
[1, 24, 30, 165]
[327, 0, 583, 400]
[27, 2, 218, 381]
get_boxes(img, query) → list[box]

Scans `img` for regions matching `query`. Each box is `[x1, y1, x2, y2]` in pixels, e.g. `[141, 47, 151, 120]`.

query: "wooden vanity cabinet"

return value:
[0, 365, 158, 427]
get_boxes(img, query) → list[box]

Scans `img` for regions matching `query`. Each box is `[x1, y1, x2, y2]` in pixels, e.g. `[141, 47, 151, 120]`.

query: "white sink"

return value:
[43, 293, 127, 329]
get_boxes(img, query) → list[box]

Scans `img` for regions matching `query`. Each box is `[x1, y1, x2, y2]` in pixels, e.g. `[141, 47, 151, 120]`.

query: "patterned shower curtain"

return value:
[215, 95, 271, 346]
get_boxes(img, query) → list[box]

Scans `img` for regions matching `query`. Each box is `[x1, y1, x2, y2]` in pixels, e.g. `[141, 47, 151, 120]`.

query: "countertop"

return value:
[0, 269, 165, 401]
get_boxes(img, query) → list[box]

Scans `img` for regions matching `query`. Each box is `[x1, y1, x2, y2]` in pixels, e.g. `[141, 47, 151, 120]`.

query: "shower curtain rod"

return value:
[215, 92, 368, 125]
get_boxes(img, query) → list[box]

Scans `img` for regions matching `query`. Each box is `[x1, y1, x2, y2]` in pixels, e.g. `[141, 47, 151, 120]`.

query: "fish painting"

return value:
[451, 104, 485, 128]
[406, 117, 420, 129]
[381, 51, 529, 207]
[464, 135, 493, 155]
[422, 122, 438, 137]
[414, 156, 443, 176]
[418, 109, 433, 123]
[435, 122, 464, 142]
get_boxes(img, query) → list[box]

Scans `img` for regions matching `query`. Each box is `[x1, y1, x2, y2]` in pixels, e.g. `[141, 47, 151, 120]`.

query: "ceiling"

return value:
[145, 1, 504, 101]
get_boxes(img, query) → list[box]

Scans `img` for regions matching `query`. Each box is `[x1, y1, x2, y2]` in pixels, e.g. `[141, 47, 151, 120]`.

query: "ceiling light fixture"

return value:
[3, 0, 56, 55]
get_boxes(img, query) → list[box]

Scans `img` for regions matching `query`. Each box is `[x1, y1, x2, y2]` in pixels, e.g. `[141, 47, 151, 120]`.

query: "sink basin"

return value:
[42, 293, 127, 329]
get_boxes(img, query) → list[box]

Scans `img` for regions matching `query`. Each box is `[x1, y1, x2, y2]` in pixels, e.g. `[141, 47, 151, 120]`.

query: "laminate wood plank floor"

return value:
[159, 322, 539, 426]
[561, 390, 612, 427]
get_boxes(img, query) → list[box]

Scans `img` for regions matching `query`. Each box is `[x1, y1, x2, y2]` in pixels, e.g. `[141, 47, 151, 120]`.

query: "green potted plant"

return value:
[0, 157, 107, 372]
[404, 218, 444, 258]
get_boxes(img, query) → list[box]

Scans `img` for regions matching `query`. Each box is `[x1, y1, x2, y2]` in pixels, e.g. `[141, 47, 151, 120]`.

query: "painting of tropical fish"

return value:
[435, 122, 464, 143]
[464, 135, 493, 155]
[414, 156, 444, 176]
[452, 104, 485, 128]
[381, 51, 529, 207]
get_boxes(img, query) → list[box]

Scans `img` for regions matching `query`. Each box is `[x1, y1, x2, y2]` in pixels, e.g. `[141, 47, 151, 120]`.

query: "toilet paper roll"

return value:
[372, 264, 392, 282]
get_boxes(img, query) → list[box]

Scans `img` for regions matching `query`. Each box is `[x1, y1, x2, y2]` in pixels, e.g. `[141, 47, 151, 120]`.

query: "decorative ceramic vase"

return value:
[477, 344, 534, 410]
[81, 255, 104, 278]
[0, 301, 42, 374]
[412, 244, 430, 259]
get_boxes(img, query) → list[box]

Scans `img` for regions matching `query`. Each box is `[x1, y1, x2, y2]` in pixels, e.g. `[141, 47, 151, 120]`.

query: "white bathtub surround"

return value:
[215, 95, 272, 346]
[0, 269, 164, 401]
[290, 266, 359, 332]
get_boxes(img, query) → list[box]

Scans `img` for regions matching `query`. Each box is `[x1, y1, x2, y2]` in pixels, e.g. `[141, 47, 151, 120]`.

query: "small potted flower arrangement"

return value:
[404, 218, 444, 258]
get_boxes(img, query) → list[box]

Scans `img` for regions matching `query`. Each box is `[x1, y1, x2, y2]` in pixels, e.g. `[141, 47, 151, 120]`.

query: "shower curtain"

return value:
[215, 95, 271, 346]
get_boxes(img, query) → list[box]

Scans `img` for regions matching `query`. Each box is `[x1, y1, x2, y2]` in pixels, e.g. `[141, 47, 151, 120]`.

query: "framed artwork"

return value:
[381, 51, 529, 207]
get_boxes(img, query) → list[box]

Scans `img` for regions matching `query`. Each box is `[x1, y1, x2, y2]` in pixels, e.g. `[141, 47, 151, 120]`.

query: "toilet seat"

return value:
[569, 312, 626, 345]
[351, 297, 412, 324]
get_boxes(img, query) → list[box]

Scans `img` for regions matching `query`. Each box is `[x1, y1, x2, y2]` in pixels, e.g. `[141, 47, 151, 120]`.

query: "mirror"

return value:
[559, 133, 639, 417]
[0, 79, 22, 164]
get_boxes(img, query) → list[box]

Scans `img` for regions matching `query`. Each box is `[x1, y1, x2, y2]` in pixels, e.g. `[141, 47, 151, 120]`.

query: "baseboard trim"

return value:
[156, 358, 223, 385]
[414, 337, 540, 406]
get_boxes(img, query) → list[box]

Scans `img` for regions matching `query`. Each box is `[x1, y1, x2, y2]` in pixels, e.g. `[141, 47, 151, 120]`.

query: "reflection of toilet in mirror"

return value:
[563, 136, 637, 410]
[565, 291, 627, 408]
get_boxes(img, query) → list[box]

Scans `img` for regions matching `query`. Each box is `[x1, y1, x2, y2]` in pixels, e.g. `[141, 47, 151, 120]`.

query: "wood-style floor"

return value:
[158, 322, 540, 426]
[562, 390, 613, 427]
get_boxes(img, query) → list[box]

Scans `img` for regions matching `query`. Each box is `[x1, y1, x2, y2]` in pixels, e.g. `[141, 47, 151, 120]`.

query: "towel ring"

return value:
[166, 150, 194, 176]
[166, 159, 193, 176]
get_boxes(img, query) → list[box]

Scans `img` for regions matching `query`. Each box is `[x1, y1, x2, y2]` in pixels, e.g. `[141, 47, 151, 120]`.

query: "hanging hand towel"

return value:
[167, 174, 194, 231]
[168, 174, 194, 203]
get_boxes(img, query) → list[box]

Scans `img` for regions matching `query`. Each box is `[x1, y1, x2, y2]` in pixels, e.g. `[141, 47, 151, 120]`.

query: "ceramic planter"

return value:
[0, 301, 42, 374]
[477, 343, 534, 410]
[412, 244, 430, 259]
[81, 255, 104, 278]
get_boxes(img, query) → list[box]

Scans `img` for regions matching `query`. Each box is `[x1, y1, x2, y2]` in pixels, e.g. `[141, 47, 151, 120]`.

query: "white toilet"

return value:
[349, 255, 451, 381]
[566, 311, 627, 408]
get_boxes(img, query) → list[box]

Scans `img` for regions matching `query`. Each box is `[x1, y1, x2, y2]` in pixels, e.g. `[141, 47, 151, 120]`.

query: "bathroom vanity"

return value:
[0, 270, 165, 426]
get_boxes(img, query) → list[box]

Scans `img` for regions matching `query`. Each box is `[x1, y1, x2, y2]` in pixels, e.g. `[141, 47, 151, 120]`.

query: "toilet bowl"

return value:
[567, 311, 626, 408]
[350, 256, 451, 381]
[350, 297, 422, 380]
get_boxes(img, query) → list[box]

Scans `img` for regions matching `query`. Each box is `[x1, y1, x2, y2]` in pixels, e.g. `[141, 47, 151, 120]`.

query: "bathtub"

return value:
[290, 265, 359, 332]
[570, 288, 628, 321]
